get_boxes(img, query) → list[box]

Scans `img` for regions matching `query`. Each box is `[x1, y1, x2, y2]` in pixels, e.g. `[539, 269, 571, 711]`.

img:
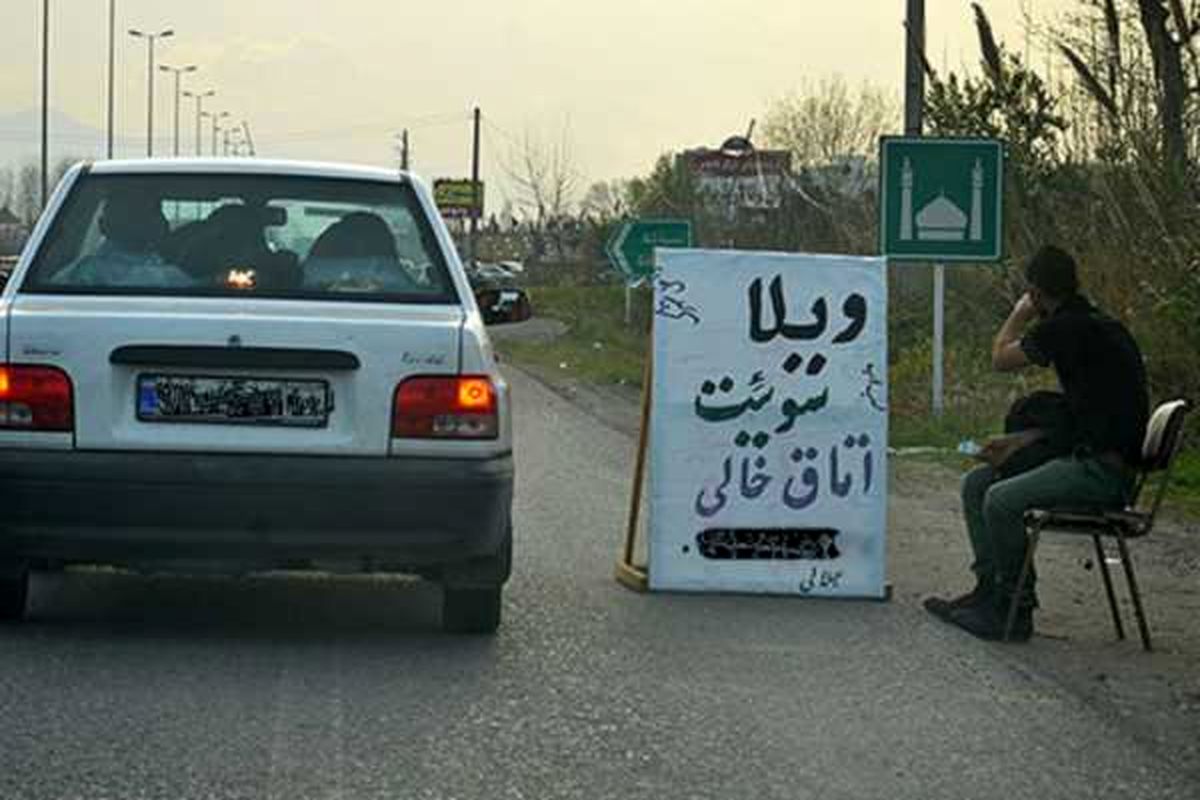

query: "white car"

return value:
[0, 159, 526, 633]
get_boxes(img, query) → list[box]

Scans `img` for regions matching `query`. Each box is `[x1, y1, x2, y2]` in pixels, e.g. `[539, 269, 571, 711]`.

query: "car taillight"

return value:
[0, 365, 74, 431]
[393, 376, 498, 439]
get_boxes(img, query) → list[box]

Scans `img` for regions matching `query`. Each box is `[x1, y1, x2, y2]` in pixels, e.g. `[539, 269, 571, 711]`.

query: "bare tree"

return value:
[1057, 0, 1199, 172]
[580, 180, 628, 223]
[503, 125, 581, 262]
[16, 162, 40, 226]
[1134, 0, 1195, 172]
[761, 76, 899, 168]
[0, 165, 13, 213]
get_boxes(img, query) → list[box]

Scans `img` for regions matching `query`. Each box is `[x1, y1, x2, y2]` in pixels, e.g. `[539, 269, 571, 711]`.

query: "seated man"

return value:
[924, 245, 1149, 641]
[50, 192, 194, 288]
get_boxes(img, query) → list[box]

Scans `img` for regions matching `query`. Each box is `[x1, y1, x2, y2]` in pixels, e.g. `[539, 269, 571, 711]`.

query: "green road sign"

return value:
[605, 218, 693, 282]
[879, 137, 1004, 262]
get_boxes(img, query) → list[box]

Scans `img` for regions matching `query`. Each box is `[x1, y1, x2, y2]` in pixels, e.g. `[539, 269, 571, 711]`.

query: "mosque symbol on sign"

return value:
[898, 157, 985, 242]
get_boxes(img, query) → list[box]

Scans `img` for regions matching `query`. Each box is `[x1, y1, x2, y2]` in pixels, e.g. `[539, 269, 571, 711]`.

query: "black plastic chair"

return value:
[1004, 399, 1192, 650]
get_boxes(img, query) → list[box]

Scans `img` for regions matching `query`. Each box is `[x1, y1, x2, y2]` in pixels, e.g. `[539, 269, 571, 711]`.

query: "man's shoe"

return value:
[948, 601, 1033, 642]
[923, 582, 990, 621]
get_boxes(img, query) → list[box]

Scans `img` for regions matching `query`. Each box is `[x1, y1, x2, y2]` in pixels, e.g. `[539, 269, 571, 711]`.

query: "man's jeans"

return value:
[961, 456, 1134, 607]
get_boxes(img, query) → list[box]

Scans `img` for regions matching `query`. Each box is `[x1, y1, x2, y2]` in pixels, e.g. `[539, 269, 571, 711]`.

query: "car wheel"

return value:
[0, 565, 29, 622]
[443, 585, 502, 634]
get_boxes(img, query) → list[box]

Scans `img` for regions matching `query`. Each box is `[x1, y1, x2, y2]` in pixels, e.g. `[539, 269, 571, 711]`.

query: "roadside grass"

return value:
[499, 285, 649, 386]
[498, 284, 1200, 514]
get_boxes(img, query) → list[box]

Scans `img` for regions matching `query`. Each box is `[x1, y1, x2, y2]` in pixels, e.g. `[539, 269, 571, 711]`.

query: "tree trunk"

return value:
[1135, 0, 1189, 174]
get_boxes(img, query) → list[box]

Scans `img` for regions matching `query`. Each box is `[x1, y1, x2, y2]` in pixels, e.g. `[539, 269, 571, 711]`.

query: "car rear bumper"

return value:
[0, 449, 512, 575]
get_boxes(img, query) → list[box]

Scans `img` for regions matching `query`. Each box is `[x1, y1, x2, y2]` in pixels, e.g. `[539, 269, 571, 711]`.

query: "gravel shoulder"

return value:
[501, 346, 1200, 779]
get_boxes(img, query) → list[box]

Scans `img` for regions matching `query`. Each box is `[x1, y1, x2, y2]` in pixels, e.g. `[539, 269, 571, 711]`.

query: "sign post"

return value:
[879, 136, 1005, 414]
[605, 218, 693, 326]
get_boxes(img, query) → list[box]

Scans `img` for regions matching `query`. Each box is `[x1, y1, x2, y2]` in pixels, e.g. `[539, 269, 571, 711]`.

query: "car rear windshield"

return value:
[21, 171, 459, 304]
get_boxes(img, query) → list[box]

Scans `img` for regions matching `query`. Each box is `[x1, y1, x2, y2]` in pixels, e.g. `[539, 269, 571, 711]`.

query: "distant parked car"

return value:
[467, 261, 516, 282]
[0, 159, 526, 633]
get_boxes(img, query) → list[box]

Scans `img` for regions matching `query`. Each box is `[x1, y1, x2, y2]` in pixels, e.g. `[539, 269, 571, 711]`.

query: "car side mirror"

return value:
[505, 289, 533, 323]
[477, 288, 532, 325]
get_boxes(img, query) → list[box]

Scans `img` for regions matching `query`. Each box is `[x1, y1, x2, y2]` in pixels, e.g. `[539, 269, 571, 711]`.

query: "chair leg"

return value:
[1093, 534, 1125, 641]
[1114, 532, 1153, 652]
[1005, 528, 1039, 642]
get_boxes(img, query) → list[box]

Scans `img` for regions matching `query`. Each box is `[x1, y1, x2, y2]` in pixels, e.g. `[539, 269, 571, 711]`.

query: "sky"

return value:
[0, 0, 1075, 209]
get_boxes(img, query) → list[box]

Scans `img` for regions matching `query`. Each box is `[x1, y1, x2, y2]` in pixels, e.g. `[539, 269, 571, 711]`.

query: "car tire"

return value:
[0, 565, 29, 622]
[442, 524, 510, 634]
[443, 585, 502, 634]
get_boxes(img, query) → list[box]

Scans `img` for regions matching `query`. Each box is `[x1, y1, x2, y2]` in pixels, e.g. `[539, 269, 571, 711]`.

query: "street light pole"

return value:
[184, 90, 214, 156]
[210, 111, 230, 157]
[160, 63, 197, 156]
[128, 27, 174, 157]
[106, 0, 115, 159]
[200, 111, 211, 154]
[40, 0, 49, 211]
[240, 120, 256, 157]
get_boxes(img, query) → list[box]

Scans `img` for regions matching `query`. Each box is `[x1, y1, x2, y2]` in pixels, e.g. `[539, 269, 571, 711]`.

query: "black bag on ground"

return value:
[998, 390, 1075, 478]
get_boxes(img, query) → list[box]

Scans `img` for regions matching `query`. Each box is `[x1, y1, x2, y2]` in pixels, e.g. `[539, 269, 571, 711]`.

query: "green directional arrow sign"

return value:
[606, 218, 693, 282]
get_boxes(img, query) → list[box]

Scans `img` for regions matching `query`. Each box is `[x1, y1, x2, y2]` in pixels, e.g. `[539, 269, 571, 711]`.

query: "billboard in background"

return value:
[677, 148, 792, 212]
[433, 178, 485, 219]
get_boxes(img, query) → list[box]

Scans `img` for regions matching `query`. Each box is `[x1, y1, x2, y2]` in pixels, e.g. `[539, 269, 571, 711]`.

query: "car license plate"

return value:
[137, 375, 331, 427]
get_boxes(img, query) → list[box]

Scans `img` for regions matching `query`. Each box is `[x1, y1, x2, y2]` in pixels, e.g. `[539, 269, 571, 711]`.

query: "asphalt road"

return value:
[0, 367, 1195, 800]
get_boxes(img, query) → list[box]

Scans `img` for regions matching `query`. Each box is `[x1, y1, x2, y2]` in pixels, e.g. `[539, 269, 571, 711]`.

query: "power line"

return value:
[255, 110, 469, 144]
[481, 116, 522, 147]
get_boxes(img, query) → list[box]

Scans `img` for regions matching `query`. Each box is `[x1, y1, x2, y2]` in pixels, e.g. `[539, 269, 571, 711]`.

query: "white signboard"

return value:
[649, 250, 888, 597]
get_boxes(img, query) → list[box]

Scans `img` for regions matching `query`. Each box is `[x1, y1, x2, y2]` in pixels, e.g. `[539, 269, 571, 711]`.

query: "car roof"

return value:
[87, 158, 410, 184]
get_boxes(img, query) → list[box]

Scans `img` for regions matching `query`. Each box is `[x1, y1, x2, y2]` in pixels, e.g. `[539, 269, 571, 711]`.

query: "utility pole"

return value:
[40, 0, 49, 211]
[401, 129, 410, 170]
[469, 107, 481, 267]
[905, 0, 944, 416]
[904, 0, 925, 137]
[106, 0, 115, 159]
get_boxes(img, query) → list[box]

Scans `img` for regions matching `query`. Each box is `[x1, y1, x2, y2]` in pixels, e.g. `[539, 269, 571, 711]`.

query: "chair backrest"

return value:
[1141, 399, 1190, 471]
[1136, 399, 1191, 523]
